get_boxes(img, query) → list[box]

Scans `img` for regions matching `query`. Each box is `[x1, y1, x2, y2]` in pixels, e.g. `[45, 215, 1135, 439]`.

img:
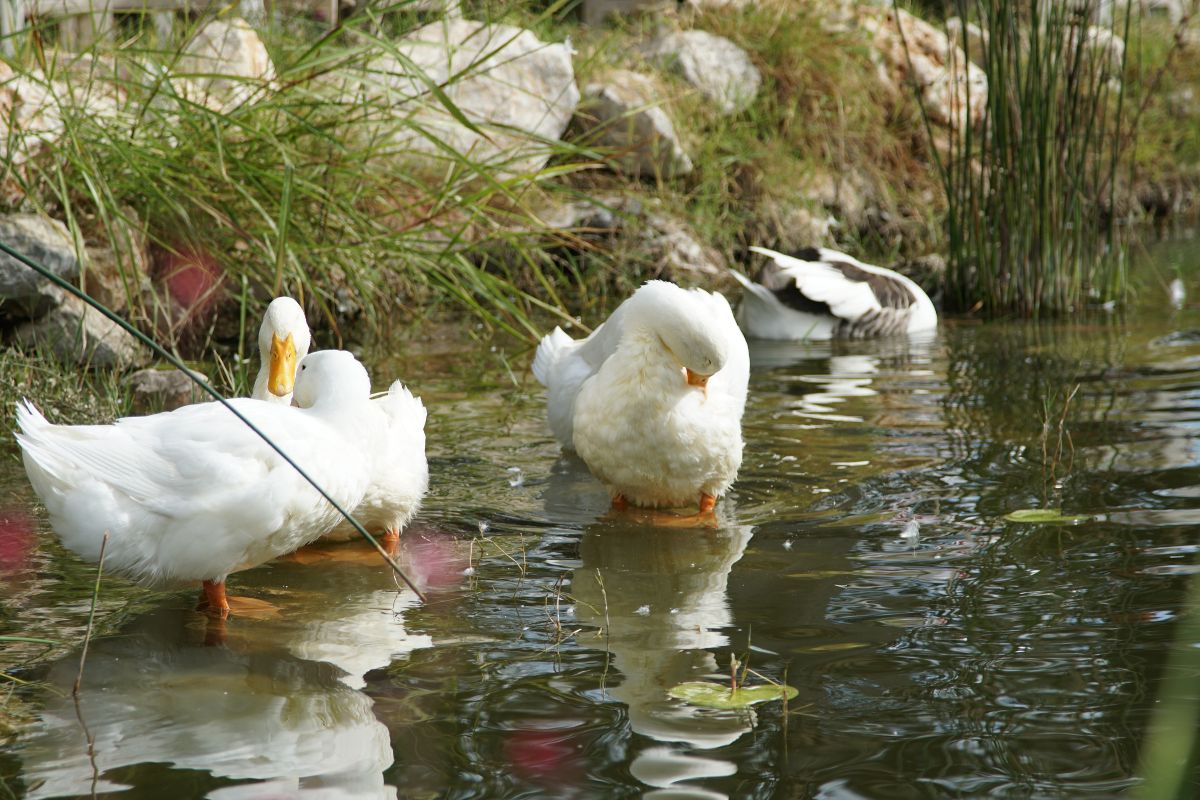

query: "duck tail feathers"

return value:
[532, 326, 572, 387]
[383, 380, 427, 430]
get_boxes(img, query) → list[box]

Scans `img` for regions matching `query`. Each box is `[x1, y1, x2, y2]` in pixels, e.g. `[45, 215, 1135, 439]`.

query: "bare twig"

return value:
[73, 532, 108, 696]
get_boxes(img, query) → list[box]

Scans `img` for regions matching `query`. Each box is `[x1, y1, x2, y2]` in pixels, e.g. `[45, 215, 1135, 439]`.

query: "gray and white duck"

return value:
[729, 246, 937, 340]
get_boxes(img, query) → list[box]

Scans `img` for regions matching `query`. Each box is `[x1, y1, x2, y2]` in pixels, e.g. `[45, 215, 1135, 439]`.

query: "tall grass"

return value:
[0, 0, 591, 351]
[922, 0, 1134, 315]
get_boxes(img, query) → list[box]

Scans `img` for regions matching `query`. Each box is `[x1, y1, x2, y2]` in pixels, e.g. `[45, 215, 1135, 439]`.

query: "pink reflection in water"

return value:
[503, 728, 585, 785]
[0, 505, 35, 575]
[401, 528, 468, 591]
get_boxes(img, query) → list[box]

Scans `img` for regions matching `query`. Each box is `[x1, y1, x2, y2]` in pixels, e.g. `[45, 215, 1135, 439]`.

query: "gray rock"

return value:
[82, 213, 149, 314]
[380, 19, 580, 178]
[0, 214, 79, 321]
[643, 30, 761, 115]
[582, 0, 672, 25]
[13, 289, 149, 369]
[640, 209, 727, 280]
[579, 70, 693, 178]
[757, 200, 837, 251]
[861, 7, 987, 133]
[945, 16, 988, 66]
[176, 17, 276, 106]
[127, 367, 208, 412]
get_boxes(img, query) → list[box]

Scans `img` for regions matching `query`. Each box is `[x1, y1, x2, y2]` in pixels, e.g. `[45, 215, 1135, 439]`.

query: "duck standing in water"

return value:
[533, 281, 749, 517]
[730, 246, 937, 340]
[16, 350, 375, 616]
[250, 297, 428, 552]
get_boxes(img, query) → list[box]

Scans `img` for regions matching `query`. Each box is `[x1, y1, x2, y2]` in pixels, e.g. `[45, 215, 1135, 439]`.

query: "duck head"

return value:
[625, 281, 729, 390]
[291, 350, 372, 411]
[254, 298, 312, 402]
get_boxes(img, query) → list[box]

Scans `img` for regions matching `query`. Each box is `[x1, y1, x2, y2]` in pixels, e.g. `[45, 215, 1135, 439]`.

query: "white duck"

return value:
[251, 296, 312, 404]
[248, 299, 429, 550]
[321, 380, 429, 550]
[533, 280, 749, 514]
[730, 246, 937, 340]
[15, 350, 375, 616]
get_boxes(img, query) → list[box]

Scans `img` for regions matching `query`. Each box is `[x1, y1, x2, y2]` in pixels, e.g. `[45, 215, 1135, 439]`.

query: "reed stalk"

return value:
[924, 0, 1136, 316]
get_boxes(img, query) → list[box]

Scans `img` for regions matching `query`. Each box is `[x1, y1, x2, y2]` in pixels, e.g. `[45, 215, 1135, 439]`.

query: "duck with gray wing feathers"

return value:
[729, 246, 937, 340]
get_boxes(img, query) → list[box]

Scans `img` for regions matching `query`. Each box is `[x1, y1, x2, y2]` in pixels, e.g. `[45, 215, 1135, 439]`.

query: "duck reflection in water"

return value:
[557, 455, 753, 798]
[16, 604, 395, 799]
[15, 534, 452, 799]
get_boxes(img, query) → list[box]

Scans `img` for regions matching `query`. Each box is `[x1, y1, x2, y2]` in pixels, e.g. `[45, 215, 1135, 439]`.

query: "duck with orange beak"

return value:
[532, 281, 749, 517]
[252, 297, 312, 404]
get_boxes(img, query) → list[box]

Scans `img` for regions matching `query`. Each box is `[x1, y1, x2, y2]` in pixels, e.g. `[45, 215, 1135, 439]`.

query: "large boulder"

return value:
[176, 18, 276, 108]
[577, 70, 693, 178]
[0, 62, 124, 166]
[642, 30, 761, 116]
[377, 19, 579, 177]
[860, 7, 987, 133]
[0, 215, 79, 321]
[13, 289, 149, 369]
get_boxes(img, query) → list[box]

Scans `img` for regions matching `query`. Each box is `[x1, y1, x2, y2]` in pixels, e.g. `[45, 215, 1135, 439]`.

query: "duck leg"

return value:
[381, 528, 400, 558]
[608, 493, 719, 529]
[199, 579, 230, 618]
[197, 579, 280, 619]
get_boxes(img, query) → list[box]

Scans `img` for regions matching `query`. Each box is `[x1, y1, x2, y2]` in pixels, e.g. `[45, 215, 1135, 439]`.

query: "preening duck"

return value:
[251, 297, 312, 404]
[533, 280, 749, 515]
[16, 350, 375, 616]
[730, 246, 937, 340]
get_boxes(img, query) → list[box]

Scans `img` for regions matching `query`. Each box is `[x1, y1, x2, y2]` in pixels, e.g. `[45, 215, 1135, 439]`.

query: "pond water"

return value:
[3, 236, 1200, 798]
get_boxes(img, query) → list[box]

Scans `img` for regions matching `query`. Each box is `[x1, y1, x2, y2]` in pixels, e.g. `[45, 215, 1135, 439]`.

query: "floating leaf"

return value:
[1004, 509, 1090, 524]
[668, 681, 798, 710]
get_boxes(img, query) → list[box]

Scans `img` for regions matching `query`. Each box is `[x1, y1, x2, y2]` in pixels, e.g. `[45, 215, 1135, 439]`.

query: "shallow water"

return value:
[3, 237, 1200, 797]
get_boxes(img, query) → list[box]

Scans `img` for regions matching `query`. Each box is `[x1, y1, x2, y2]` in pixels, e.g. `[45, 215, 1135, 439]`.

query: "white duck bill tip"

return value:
[685, 369, 710, 388]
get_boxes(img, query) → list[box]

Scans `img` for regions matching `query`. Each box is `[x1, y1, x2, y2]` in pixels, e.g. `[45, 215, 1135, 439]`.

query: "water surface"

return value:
[3, 238, 1200, 797]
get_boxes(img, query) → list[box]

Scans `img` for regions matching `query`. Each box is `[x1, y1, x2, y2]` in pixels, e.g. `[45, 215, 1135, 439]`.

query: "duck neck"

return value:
[614, 328, 687, 391]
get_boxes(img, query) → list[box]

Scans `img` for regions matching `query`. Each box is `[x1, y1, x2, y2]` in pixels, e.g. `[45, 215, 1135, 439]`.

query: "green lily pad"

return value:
[1004, 509, 1090, 524]
[668, 681, 798, 710]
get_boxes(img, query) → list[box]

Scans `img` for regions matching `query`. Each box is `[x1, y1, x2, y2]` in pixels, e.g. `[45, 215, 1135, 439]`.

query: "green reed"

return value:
[923, 0, 1134, 316]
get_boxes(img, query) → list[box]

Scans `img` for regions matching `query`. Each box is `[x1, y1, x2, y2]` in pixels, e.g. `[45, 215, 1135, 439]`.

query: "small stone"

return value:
[13, 289, 149, 369]
[0, 215, 79, 321]
[643, 30, 761, 115]
[127, 367, 208, 412]
[578, 70, 693, 178]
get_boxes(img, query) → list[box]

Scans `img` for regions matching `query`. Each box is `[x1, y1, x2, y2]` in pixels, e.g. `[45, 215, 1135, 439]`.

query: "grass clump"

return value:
[1, 1, 592, 350]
